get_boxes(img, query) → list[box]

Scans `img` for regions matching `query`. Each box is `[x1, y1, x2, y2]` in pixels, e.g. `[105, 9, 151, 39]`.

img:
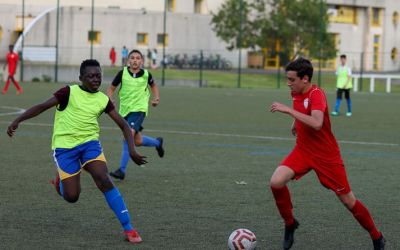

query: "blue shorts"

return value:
[53, 140, 106, 180]
[125, 112, 145, 132]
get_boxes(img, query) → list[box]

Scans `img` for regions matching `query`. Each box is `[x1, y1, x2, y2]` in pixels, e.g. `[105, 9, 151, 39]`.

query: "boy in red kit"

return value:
[109, 47, 116, 67]
[269, 58, 385, 250]
[2, 45, 23, 95]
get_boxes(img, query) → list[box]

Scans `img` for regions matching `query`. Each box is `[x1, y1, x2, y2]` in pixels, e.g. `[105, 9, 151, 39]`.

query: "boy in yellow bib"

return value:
[107, 49, 164, 180]
[331, 54, 352, 117]
[7, 59, 147, 244]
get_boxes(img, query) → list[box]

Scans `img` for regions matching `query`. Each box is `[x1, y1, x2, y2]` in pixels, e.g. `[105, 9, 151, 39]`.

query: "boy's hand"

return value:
[270, 102, 291, 114]
[7, 121, 19, 137]
[151, 97, 160, 107]
[130, 152, 147, 165]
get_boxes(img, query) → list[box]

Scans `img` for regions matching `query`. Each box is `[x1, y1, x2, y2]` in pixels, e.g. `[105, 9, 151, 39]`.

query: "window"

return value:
[16, 15, 34, 31]
[328, 6, 357, 24]
[137, 33, 148, 45]
[157, 33, 168, 46]
[371, 8, 382, 26]
[393, 11, 399, 27]
[373, 35, 380, 70]
[167, 0, 176, 12]
[195, 0, 206, 14]
[88, 30, 101, 44]
[391, 47, 398, 62]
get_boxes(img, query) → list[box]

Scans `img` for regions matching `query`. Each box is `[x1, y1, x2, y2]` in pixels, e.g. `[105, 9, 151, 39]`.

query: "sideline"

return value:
[0, 120, 397, 147]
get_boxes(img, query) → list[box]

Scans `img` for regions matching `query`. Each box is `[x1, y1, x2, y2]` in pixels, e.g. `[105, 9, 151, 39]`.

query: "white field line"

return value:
[0, 106, 25, 116]
[0, 120, 398, 147]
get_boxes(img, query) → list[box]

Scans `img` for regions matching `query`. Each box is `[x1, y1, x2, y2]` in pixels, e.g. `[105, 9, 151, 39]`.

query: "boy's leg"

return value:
[85, 160, 142, 244]
[60, 175, 81, 203]
[345, 90, 352, 115]
[315, 162, 384, 248]
[141, 134, 164, 158]
[332, 89, 343, 114]
[128, 112, 164, 157]
[52, 147, 83, 202]
[2, 76, 11, 94]
[11, 76, 23, 94]
[270, 165, 299, 250]
[270, 166, 296, 226]
[338, 192, 382, 240]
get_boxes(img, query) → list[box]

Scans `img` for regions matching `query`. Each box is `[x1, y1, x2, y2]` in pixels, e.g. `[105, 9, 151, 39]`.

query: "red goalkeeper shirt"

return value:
[291, 84, 343, 164]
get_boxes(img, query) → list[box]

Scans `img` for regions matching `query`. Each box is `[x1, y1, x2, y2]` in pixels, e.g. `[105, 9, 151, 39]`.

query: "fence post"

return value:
[276, 65, 280, 89]
[199, 50, 203, 87]
[359, 52, 364, 92]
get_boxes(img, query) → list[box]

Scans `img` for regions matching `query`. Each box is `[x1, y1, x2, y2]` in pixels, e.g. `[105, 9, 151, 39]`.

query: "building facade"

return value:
[0, 0, 399, 71]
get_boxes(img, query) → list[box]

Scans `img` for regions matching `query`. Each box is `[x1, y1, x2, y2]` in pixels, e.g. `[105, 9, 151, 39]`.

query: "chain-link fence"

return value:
[3, 2, 399, 93]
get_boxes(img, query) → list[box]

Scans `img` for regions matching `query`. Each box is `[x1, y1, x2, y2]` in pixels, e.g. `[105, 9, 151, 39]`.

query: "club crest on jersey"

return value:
[303, 98, 309, 109]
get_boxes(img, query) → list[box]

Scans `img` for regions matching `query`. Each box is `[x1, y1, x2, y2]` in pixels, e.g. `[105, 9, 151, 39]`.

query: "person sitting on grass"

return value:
[7, 59, 147, 245]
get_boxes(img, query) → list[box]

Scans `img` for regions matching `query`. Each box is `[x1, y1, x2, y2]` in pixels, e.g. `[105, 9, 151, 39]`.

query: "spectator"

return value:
[121, 46, 129, 66]
[151, 49, 158, 69]
[109, 47, 116, 67]
[2, 45, 23, 95]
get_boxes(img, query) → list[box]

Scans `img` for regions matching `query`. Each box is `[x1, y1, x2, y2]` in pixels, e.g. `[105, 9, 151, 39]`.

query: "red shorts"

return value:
[8, 66, 16, 76]
[281, 147, 351, 195]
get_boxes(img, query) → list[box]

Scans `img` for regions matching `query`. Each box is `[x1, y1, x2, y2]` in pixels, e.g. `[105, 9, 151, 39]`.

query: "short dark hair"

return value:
[340, 54, 347, 59]
[128, 49, 143, 59]
[80, 59, 101, 75]
[285, 57, 313, 81]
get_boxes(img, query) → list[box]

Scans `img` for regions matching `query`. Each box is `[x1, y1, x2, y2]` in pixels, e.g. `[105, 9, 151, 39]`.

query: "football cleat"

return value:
[283, 219, 299, 250]
[373, 235, 386, 250]
[124, 229, 143, 244]
[156, 137, 165, 158]
[110, 169, 125, 180]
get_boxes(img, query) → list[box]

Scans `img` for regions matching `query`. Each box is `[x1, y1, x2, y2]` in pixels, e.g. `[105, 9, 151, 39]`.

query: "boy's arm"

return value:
[270, 102, 324, 131]
[149, 82, 160, 107]
[107, 109, 147, 165]
[107, 85, 117, 102]
[7, 96, 59, 137]
[291, 119, 297, 136]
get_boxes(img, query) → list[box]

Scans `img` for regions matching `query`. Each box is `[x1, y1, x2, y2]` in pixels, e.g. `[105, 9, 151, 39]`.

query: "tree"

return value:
[210, 0, 261, 50]
[211, 0, 337, 66]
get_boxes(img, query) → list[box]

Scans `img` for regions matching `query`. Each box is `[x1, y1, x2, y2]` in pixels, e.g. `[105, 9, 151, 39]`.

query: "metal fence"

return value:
[3, 2, 400, 92]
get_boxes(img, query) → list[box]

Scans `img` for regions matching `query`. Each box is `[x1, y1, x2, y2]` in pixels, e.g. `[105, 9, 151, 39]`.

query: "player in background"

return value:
[107, 49, 164, 181]
[269, 58, 385, 250]
[2, 45, 23, 95]
[7, 59, 147, 244]
[331, 54, 352, 117]
[109, 47, 116, 67]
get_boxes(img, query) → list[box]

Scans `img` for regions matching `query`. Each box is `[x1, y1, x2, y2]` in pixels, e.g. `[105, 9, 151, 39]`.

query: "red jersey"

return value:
[6, 52, 19, 75]
[291, 84, 342, 164]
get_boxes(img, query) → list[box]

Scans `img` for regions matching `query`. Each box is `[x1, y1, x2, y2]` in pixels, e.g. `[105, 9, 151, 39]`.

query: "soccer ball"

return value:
[227, 228, 257, 250]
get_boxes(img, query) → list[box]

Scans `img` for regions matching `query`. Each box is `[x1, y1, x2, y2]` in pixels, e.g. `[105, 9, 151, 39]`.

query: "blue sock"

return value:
[104, 188, 133, 231]
[346, 99, 352, 113]
[335, 99, 342, 112]
[141, 135, 160, 147]
[119, 140, 129, 173]
[59, 180, 64, 197]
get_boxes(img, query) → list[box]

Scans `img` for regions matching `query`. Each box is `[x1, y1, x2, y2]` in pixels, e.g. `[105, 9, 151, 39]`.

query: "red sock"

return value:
[351, 200, 382, 240]
[271, 186, 294, 226]
[12, 78, 22, 92]
[3, 79, 10, 93]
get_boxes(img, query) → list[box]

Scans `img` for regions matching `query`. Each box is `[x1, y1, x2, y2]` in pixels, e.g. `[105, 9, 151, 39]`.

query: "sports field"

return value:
[0, 81, 399, 249]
